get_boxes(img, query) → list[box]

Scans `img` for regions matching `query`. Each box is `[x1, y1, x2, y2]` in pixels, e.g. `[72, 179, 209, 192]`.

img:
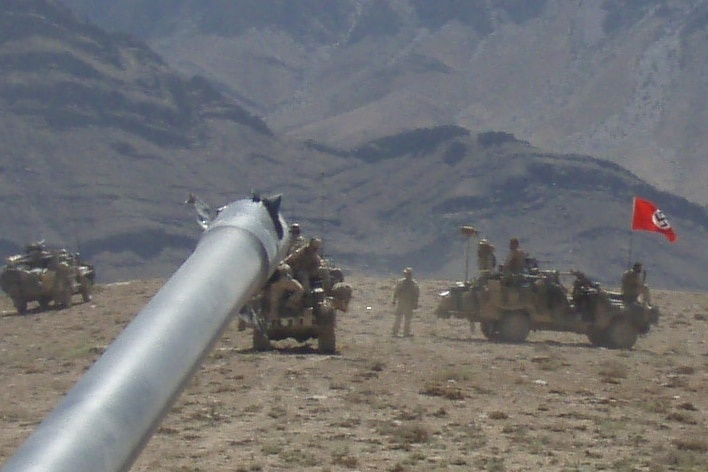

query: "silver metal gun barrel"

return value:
[2, 196, 288, 472]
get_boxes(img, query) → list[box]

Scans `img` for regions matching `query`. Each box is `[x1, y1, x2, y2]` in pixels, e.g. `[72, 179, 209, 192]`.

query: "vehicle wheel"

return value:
[604, 318, 638, 350]
[480, 321, 499, 341]
[252, 328, 271, 351]
[38, 297, 52, 310]
[81, 280, 93, 302]
[318, 321, 336, 354]
[13, 297, 27, 315]
[499, 311, 531, 343]
[586, 328, 606, 347]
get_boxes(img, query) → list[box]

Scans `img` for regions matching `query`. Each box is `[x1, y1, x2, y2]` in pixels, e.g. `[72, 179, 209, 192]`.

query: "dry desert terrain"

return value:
[0, 274, 706, 471]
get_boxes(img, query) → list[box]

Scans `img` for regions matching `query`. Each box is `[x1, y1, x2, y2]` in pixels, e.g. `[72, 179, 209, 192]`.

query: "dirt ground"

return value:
[0, 274, 706, 471]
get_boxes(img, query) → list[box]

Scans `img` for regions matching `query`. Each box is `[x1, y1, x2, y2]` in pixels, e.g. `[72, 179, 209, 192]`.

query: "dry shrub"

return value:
[666, 411, 697, 424]
[488, 411, 508, 420]
[331, 452, 358, 468]
[673, 365, 695, 375]
[377, 421, 430, 446]
[598, 359, 628, 382]
[420, 382, 464, 400]
[395, 423, 430, 444]
[651, 438, 707, 470]
[531, 354, 563, 371]
[267, 405, 287, 419]
[673, 436, 708, 452]
[431, 366, 475, 383]
[640, 398, 670, 414]
[331, 445, 358, 468]
[280, 448, 318, 466]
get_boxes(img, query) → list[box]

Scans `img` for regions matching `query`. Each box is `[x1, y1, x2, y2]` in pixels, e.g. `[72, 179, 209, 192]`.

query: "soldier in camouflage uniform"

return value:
[502, 237, 526, 278]
[477, 239, 496, 277]
[287, 223, 307, 255]
[391, 267, 420, 337]
[265, 263, 304, 320]
[285, 237, 329, 292]
[621, 262, 651, 306]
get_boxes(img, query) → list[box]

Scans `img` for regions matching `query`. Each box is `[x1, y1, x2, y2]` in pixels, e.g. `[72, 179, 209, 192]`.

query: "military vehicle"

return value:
[186, 192, 352, 353]
[241, 270, 352, 353]
[435, 260, 660, 349]
[0, 242, 96, 314]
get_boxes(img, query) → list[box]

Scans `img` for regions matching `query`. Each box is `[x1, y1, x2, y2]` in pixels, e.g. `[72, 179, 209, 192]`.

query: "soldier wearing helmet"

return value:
[285, 237, 328, 291]
[502, 237, 526, 278]
[287, 223, 306, 255]
[391, 267, 420, 337]
[621, 262, 651, 305]
[477, 239, 496, 277]
[265, 262, 303, 320]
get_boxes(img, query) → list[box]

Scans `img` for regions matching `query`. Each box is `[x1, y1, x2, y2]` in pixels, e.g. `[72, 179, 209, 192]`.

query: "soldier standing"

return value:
[477, 239, 496, 277]
[502, 237, 526, 277]
[621, 262, 651, 305]
[392, 267, 420, 337]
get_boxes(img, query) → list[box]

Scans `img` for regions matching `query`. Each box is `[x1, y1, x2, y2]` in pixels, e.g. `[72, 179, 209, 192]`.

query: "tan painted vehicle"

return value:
[1, 242, 95, 314]
[435, 262, 660, 349]
[186, 193, 352, 353]
[240, 264, 352, 353]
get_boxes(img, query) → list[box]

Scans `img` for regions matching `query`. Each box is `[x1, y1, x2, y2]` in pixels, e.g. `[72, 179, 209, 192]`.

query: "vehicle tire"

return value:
[38, 296, 52, 310]
[13, 297, 27, 315]
[318, 321, 336, 354]
[586, 328, 606, 347]
[81, 279, 93, 302]
[498, 311, 531, 343]
[252, 327, 271, 351]
[604, 318, 638, 350]
[480, 321, 499, 341]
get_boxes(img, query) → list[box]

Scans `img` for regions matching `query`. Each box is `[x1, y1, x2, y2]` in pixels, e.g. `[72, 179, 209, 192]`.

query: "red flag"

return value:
[631, 197, 677, 242]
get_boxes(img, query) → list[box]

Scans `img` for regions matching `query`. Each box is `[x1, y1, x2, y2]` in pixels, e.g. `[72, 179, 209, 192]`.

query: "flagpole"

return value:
[627, 197, 636, 268]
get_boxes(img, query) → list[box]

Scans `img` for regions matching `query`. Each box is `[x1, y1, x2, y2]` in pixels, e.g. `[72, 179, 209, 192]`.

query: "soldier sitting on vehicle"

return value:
[287, 223, 307, 255]
[477, 239, 496, 279]
[264, 263, 304, 321]
[621, 262, 652, 306]
[500, 237, 529, 302]
[502, 238, 526, 281]
[285, 237, 330, 292]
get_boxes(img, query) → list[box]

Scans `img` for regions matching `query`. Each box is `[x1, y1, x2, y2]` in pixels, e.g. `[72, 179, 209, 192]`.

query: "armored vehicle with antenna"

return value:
[435, 228, 660, 349]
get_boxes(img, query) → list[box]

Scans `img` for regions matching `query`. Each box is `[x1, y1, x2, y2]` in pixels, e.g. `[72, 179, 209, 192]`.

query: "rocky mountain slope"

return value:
[1, 1, 706, 290]
[61, 0, 708, 206]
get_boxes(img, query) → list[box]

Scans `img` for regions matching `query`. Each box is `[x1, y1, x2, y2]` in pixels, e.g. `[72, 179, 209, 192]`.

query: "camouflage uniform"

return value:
[503, 238, 526, 277]
[392, 268, 420, 337]
[287, 223, 307, 255]
[621, 262, 651, 305]
[501, 237, 527, 303]
[285, 238, 329, 292]
[266, 263, 303, 320]
[477, 239, 496, 276]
